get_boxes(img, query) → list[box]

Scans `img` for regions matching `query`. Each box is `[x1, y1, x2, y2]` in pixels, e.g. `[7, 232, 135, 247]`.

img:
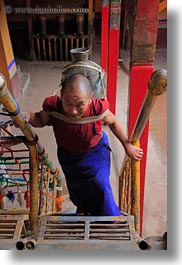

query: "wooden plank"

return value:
[82, 37, 85, 48]
[45, 232, 84, 236]
[13, 219, 24, 240]
[45, 227, 84, 233]
[88, 0, 93, 58]
[36, 239, 139, 250]
[45, 215, 129, 222]
[26, 0, 35, 61]
[76, 38, 79, 48]
[59, 38, 63, 61]
[36, 38, 41, 60]
[45, 224, 85, 227]
[48, 37, 52, 61]
[159, 0, 167, 13]
[90, 232, 130, 237]
[71, 37, 74, 50]
[0, 228, 15, 232]
[90, 227, 129, 231]
[65, 38, 68, 61]
[54, 38, 57, 61]
[90, 223, 128, 227]
[46, 223, 84, 227]
[0, 233, 13, 237]
[0, 214, 28, 220]
[84, 220, 90, 240]
[42, 38, 46, 60]
[0, 222, 16, 225]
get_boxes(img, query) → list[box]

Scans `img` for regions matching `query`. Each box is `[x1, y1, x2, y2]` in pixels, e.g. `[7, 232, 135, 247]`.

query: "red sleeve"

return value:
[42, 95, 60, 126]
[42, 95, 60, 112]
[92, 98, 109, 115]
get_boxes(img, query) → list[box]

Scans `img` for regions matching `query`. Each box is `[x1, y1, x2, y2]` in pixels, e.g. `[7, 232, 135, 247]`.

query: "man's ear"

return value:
[89, 94, 93, 104]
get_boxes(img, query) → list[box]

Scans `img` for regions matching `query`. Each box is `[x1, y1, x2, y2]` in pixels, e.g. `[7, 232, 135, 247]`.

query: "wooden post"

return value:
[75, 14, 84, 35]
[39, 16, 47, 36]
[29, 144, 39, 235]
[26, 0, 35, 61]
[57, 15, 66, 35]
[88, 0, 93, 58]
[131, 140, 140, 232]
[119, 69, 167, 233]
[128, 65, 153, 235]
[0, 74, 39, 235]
[0, 0, 20, 100]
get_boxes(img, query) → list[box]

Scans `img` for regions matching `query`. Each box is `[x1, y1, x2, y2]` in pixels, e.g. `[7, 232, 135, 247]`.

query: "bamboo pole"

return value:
[88, 0, 93, 58]
[0, 74, 60, 233]
[28, 144, 39, 234]
[0, 74, 39, 234]
[130, 69, 167, 142]
[131, 140, 140, 232]
[0, 74, 36, 142]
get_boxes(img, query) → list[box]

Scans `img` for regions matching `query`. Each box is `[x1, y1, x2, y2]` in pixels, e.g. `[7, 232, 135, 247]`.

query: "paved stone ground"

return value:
[16, 44, 167, 239]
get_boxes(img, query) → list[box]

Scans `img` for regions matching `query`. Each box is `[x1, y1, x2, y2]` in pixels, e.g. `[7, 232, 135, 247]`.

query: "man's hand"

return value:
[21, 111, 31, 123]
[21, 110, 50, 128]
[124, 142, 143, 160]
[11, 111, 30, 128]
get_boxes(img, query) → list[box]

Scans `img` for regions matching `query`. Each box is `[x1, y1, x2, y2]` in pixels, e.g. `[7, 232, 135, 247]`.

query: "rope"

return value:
[49, 109, 109, 124]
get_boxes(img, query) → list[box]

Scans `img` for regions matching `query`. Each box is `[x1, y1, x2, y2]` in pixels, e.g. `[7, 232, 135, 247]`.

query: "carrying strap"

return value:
[60, 61, 107, 99]
[49, 109, 109, 124]
[62, 61, 104, 74]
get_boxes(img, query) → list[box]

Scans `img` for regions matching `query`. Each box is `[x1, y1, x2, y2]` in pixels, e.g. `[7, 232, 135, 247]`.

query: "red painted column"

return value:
[127, 0, 159, 235]
[100, 0, 110, 72]
[128, 65, 154, 234]
[107, 0, 121, 114]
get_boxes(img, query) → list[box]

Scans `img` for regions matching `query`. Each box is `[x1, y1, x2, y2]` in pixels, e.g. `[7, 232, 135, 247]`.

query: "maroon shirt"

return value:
[43, 95, 109, 154]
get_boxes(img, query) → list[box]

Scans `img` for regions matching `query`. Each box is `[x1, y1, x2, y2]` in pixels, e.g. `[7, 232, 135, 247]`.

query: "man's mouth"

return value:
[67, 114, 80, 119]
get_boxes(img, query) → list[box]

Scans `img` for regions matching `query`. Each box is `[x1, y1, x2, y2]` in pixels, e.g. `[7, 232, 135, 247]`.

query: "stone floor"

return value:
[15, 44, 167, 239]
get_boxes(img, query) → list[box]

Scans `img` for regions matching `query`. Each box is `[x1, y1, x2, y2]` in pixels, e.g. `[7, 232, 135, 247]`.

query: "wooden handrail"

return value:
[130, 69, 167, 142]
[0, 74, 60, 235]
[119, 69, 167, 232]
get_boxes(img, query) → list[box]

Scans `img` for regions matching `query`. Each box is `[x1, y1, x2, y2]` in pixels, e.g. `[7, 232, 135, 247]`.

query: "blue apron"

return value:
[57, 131, 120, 216]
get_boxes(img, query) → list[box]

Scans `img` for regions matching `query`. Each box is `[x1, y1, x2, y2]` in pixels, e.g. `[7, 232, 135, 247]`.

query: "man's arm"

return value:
[23, 110, 50, 127]
[103, 110, 143, 160]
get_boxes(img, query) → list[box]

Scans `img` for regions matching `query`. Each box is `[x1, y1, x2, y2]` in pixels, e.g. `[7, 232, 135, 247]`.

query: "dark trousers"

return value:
[57, 131, 120, 216]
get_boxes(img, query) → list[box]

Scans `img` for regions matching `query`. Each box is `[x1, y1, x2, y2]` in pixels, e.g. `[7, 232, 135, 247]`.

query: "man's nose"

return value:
[70, 107, 78, 114]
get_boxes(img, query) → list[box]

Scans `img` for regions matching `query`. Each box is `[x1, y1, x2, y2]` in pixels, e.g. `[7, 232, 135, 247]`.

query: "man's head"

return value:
[61, 74, 93, 119]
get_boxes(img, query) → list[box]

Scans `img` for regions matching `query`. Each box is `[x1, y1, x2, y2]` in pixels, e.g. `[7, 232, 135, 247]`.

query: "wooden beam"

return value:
[159, 0, 167, 13]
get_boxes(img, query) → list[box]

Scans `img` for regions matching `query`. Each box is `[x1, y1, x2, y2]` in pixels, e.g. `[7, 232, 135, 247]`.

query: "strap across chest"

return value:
[49, 109, 109, 124]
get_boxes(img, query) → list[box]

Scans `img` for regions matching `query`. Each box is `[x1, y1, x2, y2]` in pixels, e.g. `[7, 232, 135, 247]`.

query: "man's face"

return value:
[61, 88, 91, 119]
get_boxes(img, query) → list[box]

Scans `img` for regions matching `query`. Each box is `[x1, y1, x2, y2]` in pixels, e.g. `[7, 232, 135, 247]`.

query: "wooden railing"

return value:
[33, 35, 88, 61]
[119, 69, 167, 232]
[0, 74, 62, 235]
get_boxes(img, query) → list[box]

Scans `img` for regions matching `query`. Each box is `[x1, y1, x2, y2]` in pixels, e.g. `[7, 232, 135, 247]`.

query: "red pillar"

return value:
[128, 65, 154, 234]
[100, 0, 110, 72]
[127, 0, 160, 234]
[107, 0, 121, 114]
